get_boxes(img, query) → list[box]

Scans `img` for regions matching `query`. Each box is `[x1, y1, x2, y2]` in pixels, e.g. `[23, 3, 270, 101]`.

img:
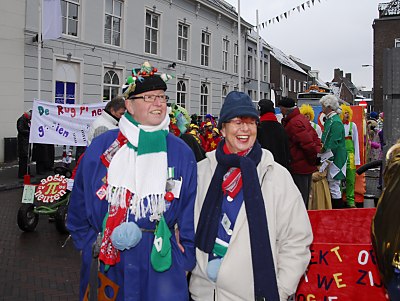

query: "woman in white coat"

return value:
[190, 91, 313, 301]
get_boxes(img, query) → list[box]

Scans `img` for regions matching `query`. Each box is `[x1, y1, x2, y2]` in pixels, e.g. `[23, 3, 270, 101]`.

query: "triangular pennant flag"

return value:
[262, 23, 265, 28]
[302, 3, 305, 10]
[312, 0, 315, 5]
[318, 0, 321, 2]
[276, 16, 279, 22]
[297, 6, 301, 12]
[269, 19, 272, 24]
[284, 12, 287, 18]
[280, 14, 283, 19]
[288, 10, 291, 17]
[307, 1, 311, 8]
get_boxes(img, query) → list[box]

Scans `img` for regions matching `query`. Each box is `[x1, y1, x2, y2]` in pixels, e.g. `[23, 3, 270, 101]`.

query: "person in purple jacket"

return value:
[67, 62, 197, 301]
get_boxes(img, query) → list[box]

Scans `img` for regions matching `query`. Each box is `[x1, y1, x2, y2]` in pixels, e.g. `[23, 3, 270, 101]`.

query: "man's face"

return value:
[125, 89, 167, 126]
[111, 107, 126, 120]
[322, 105, 331, 115]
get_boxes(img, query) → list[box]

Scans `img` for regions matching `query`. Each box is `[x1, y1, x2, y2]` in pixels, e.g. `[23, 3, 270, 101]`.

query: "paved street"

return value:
[0, 188, 81, 300]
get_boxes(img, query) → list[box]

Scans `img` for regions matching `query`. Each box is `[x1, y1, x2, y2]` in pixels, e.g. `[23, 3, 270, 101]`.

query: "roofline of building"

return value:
[198, 0, 253, 29]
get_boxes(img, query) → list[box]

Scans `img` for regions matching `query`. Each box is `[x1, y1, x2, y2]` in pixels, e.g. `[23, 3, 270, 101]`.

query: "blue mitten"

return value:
[206, 258, 222, 282]
[111, 222, 142, 251]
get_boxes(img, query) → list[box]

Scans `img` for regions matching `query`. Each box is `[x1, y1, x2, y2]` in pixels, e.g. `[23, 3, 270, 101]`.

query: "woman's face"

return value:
[220, 117, 257, 153]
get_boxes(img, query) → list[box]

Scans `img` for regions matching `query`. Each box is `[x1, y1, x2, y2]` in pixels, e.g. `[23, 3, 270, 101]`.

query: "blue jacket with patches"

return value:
[67, 129, 197, 301]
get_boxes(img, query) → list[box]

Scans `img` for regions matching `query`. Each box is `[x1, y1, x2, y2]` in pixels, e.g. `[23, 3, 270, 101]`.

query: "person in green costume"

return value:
[340, 105, 360, 208]
[319, 95, 347, 209]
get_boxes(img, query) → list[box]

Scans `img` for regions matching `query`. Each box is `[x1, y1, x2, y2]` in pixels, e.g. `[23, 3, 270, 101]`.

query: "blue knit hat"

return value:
[218, 91, 259, 128]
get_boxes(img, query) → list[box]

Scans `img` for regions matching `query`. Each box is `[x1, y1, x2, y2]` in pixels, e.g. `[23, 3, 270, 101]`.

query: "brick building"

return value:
[331, 68, 360, 105]
[269, 45, 308, 102]
[373, 0, 400, 112]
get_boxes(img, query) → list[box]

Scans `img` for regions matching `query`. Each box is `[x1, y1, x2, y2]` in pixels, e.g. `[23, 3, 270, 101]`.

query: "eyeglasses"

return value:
[227, 118, 258, 128]
[129, 95, 169, 103]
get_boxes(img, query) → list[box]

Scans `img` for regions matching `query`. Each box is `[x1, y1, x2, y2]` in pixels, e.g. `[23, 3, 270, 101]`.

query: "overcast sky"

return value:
[225, 0, 383, 90]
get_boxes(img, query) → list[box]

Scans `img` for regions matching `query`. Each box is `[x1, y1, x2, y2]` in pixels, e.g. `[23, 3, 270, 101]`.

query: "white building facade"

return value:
[0, 0, 272, 162]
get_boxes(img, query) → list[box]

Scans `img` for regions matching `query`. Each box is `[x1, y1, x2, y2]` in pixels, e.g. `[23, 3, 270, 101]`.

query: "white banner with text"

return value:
[29, 100, 106, 146]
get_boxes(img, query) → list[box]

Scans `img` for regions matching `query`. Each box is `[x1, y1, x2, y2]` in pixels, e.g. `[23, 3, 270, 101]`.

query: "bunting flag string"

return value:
[254, 0, 326, 30]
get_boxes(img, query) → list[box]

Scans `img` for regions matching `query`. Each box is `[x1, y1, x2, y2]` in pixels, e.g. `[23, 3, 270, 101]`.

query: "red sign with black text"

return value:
[295, 209, 388, 301]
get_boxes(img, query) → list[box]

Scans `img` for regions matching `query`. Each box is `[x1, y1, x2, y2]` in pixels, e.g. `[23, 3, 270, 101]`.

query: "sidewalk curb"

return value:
[0, 182, 23, 192]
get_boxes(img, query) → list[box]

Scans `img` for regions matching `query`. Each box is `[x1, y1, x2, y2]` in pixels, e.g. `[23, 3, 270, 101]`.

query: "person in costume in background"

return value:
[278, 97, 321, 207]
[190, 91, 312, 301]
[67, 62, 197, 301]
[87, 96, 126, 145]
[299, 104, 322, 139]
[319, 95, 347, 209]
[17, 110, 32, 178]
[366, 118, 382, 162]
[200, 113, 216, 129]
[206, 128, 221, 152]
[372, 140, 400, 301]
[170, 103, 205, 162]
[340, 105, 360, 208]
[257, 98, 291, 170]
[188, 124, 203, 147]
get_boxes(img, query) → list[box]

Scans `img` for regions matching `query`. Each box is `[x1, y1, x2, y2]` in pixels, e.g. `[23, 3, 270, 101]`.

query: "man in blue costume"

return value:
[67, 62, 197, 301]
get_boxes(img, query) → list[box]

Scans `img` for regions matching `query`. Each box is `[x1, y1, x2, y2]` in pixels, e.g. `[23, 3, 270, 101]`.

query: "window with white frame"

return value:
[234, 43, 238, 73]
[247, 55, 252, 78]
[177, 79, 188, 108]
[55, 81, 77, 104]
[103, 69, 121, 101]
[222, 85, 229, 104]
[299, 81, 302, 92]
[263, 61, 268, 82]
[61, 0, 80, 37]
[288, 78, 292, 92]
[201, 31, 210, 66]
[247, 90, 253, 99]
[104, 0, 122, 46]
[200, 82, 209, 117]
[396, 38, 400, 48]
[293, 80, 297, 93]
[145, 11, 159, 55]
[254, 57, 257, 79]
[178, 23, 189, 62]
[222, 39, 229, 71]
[282, 74, 287, 96]
[55, 60, 80, 104]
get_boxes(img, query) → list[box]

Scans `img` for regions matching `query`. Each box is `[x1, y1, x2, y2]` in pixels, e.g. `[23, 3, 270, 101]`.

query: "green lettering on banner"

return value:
[38, 106, 49, 116]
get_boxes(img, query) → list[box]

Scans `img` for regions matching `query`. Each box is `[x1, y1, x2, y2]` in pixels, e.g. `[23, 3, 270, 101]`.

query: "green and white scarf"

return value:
[107, 111, 170, 221]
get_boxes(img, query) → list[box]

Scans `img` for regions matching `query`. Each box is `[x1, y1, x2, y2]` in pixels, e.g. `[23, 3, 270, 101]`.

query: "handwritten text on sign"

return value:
[295, 243, 387, 301]
[29, 100, 105, 146]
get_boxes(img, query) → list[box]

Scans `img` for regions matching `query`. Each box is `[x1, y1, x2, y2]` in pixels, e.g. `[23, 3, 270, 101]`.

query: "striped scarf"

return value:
[99, 112, 170, 266]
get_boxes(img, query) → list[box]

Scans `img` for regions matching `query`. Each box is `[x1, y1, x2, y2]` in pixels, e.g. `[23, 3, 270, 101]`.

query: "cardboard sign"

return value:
[296, 209, 387, 300]
[21, 185, 36, 204]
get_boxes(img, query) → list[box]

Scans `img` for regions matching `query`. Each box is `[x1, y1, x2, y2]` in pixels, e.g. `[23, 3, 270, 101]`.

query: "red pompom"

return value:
[164, 191, 174, 202]
[150, 71, 154, 76]
[153, 68, 158, 73]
